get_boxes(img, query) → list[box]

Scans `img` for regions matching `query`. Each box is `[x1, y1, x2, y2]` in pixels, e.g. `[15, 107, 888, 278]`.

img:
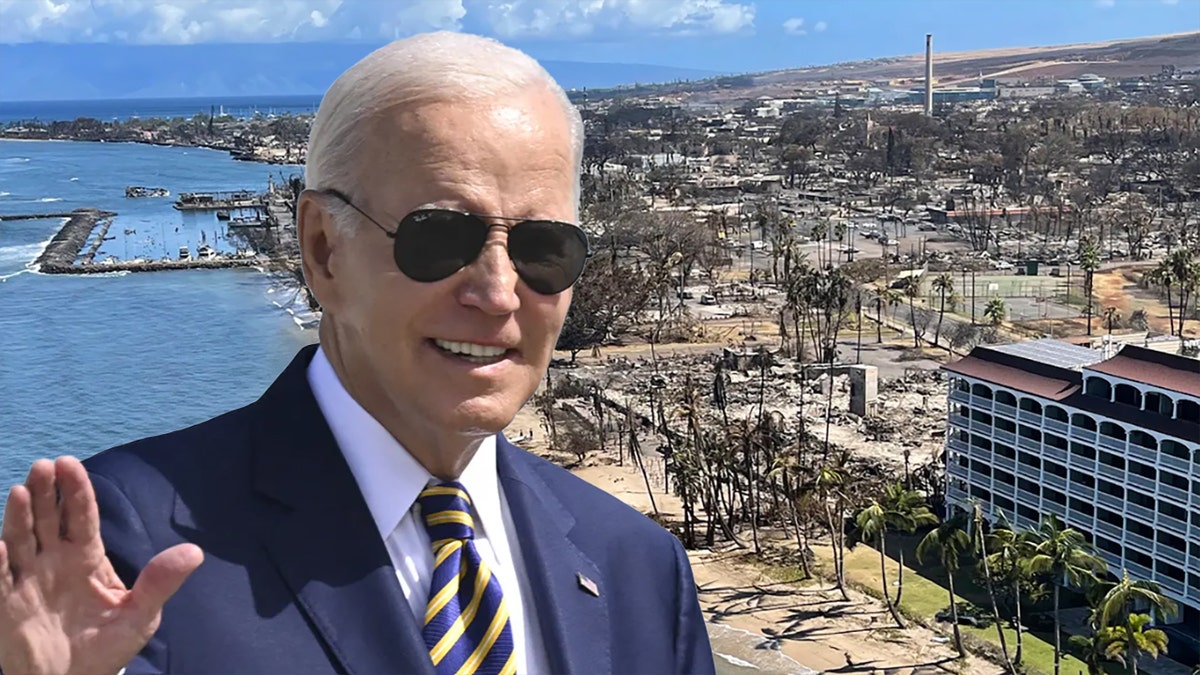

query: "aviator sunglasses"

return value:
[321, 189, 590, 295]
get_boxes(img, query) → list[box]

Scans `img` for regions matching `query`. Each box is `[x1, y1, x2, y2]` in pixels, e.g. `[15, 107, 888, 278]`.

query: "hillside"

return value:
[585, 31, 1200, 103]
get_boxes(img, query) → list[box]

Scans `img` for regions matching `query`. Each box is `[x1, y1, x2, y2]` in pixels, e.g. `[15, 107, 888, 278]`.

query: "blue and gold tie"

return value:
[418, 482, 515, 675]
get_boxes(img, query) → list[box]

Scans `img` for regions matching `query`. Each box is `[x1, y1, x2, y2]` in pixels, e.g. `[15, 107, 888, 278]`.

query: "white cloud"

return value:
[470, 0, 754, 39]
[0, 0, 754, 43]
[813, 20, 827, 32]
[782, 17, 805, 35]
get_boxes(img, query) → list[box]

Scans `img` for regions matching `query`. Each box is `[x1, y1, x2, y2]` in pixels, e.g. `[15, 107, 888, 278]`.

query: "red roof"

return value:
[942, 347, 1081, 400]
[1086, 345, 1200, 398]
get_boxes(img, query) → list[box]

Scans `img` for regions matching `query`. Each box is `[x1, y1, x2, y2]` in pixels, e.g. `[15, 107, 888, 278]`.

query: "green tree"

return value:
[1096, 571, 1179, 675]
[932, 273, 954, 351]
[855, 483, 937, 628]
[1079, 237, 1101, 336]
[1103, 306, 1120, 335]
[986, 517, 1032, 666]
[984, 297, 1007, 326]
[971, 504, 1015, 673]
[1025, 515, 1109, 675]
[916, 514, 973, 658]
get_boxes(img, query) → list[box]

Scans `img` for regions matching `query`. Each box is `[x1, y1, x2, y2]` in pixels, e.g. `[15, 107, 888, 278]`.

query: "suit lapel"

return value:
[249, 346, 435, 675]
[498, 437, 612, 675]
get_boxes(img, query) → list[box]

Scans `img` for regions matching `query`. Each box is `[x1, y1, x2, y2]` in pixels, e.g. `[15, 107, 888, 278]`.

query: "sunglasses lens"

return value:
[508, 220, 589, 294]
[393, 211, 486, 282]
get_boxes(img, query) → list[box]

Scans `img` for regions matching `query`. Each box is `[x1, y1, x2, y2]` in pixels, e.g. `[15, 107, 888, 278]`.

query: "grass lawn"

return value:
[830, 541, 1091, 675]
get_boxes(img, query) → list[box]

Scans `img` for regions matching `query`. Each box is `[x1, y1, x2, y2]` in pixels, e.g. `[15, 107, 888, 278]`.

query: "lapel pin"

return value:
[576, 572, 600, 597]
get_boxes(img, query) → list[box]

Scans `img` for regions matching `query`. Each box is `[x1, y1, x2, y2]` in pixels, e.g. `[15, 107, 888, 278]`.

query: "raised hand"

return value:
[0, 457, 203, 675]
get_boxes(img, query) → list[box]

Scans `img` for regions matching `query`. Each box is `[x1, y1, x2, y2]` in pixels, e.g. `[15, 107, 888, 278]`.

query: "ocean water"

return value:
[0, 95, 323, 124]
[0, 138, 810, 675]
[0, 139, 315, 487]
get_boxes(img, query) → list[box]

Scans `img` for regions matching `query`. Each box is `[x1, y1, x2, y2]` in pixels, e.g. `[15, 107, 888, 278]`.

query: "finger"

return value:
[26, 459, 60, 551]
[0, 541, 12, 592]
[127, 544, 203, 624]
[55, 456, 99, 547]
[1, 486, 37, 574]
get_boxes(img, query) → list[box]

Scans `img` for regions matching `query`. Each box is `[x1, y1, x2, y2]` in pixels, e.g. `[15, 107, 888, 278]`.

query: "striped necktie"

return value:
[418, 481, 515, 675]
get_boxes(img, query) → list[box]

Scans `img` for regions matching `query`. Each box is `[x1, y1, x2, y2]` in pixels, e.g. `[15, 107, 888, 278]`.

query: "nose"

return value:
[455, 225, 521, 315]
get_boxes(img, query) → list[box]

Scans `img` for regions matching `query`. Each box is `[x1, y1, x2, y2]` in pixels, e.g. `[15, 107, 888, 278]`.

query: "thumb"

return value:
[127, 543, 204, 622]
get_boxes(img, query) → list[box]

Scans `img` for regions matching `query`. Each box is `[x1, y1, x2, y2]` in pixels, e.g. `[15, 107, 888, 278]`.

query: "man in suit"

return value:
[0, 32, 715, 675]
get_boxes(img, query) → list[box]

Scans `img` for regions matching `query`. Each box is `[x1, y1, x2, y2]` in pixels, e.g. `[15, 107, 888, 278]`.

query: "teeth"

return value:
[434, 339, 508, 359]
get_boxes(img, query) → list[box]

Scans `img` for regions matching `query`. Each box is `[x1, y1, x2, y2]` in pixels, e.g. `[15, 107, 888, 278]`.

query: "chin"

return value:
[440, 394, 524, 436]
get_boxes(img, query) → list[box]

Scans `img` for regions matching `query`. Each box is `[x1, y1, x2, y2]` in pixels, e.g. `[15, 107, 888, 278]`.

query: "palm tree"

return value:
[1096, 571, 1179, 675]
[971, 504, 1015, 673]
[1068, 629, 1115, 675]
[932, 273, 954, 350]
[916, 514, 973, 658]
[1080, 237, 1101, 336]
[984, 297, 1007, 326]
[1025, 515, 1109, 675]
[855, 483, 937, 627]
[815, 461, 851, 601]
[1167, 247, 1199, 337]
[987, 518, 1031, 666]
[1149, 259, 1176, 335]
[1102, 613, 1170, 674]
[901, 275, 923, 348]
[1103, 306, 1120, 335]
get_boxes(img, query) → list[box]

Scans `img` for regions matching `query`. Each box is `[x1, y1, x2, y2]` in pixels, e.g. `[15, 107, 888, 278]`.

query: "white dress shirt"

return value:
[307, 347, 549, 674]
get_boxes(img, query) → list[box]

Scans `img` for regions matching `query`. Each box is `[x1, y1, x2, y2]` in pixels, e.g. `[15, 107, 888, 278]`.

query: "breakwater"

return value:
[32, 208, 117, 272]
[44, 258, 262, 274]
[0, 212, 78, 222]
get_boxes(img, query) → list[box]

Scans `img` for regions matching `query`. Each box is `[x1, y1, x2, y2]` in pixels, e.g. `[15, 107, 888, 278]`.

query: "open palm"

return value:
[0, 457, 202, 675]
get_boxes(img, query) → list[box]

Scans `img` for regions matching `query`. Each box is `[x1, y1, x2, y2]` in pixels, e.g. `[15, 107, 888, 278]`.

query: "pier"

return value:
[173, 190, 267, 211]
[45, 258, 262, 274]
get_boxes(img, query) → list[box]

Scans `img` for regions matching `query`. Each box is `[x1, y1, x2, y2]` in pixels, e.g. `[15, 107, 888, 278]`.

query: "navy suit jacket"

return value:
[81, 345, 716, 674]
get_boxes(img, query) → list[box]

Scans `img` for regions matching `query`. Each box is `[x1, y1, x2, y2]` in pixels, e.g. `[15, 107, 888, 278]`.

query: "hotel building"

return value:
[941, 340, 1200, 658]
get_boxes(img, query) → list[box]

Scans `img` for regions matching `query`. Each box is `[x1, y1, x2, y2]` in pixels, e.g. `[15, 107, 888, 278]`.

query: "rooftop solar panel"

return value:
[990, 339, 1106, 370]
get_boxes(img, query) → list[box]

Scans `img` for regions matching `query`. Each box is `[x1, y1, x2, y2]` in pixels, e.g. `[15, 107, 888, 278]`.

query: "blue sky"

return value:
[1, 0, 1197, 74]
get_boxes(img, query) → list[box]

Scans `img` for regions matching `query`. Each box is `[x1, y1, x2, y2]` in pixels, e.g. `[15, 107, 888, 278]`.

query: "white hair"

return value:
[305, 31, 585, 230]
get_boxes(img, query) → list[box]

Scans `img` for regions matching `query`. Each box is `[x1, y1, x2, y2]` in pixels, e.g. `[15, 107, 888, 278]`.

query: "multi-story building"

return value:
[941, 340, 1200, 659]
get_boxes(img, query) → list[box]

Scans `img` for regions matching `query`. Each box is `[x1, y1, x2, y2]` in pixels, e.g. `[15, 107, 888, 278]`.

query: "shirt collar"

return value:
[306, 346, 502, 541]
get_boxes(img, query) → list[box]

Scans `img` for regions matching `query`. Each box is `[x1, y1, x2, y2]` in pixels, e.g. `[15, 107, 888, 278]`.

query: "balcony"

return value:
[993, 429, 1016, 446]
[1067, 453, 1097, 472]
[1158, 576, 1186, 599]
[1158, 453, 1191, 475]
[1044, 418, 1068, 435]
[1094, 520, 1123, 541]
[1097, 463, 1125, 482]
[1070, 427, 1098, 444]
[948, 462, 970, 480]
[1127, 444, 1157, 465]
[1097, 491, 1124, 512]
[946, 486, 970, 507]
[1125, 502, 1154, 524]
[970, 470, 992, 487]
[1044, 473, 1067, 491]
[1018, 409, 1041, 425]
[1016, 463, 1040, 482]
[971, 394, 994, 409]
[947, 438, 969, 454]
[949, 414, 970, 430]
[993, 402, 1017, 419]
[1044, 501, 1068, 519]
[1126, 532, 1154, 555]
[1158, 514, 1189, 538]
[993, 454, 1016, 472]
[1099, 434, 1126, 452]
[1016, 489, 1039, 509]
[1157, 542, 1188, 568]
[1017, 436, 1041, 452]
[1124, 562, 1155, 585]
[1159, 482, 1190, 507]
[1127, 473, 1155, 492]
[949, 389, 970, 404]
[1043, 446, 1068, 464]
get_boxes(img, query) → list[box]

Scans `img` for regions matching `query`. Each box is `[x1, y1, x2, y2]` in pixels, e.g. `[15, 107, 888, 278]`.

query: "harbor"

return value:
[21, 179, 296, 275]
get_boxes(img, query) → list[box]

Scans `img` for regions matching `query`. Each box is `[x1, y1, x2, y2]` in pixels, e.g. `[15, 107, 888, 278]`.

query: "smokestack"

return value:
[924, 33, 934, 117]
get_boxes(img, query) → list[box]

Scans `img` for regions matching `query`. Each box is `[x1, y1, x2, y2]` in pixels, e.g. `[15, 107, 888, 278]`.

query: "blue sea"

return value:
[0, 95, 323, 124]
[0, 138, 809, 675]
[0, 139, 316, 489]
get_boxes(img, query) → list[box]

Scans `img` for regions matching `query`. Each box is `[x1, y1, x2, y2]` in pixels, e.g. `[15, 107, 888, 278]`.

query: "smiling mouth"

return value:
[431, 338, 513, 365]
